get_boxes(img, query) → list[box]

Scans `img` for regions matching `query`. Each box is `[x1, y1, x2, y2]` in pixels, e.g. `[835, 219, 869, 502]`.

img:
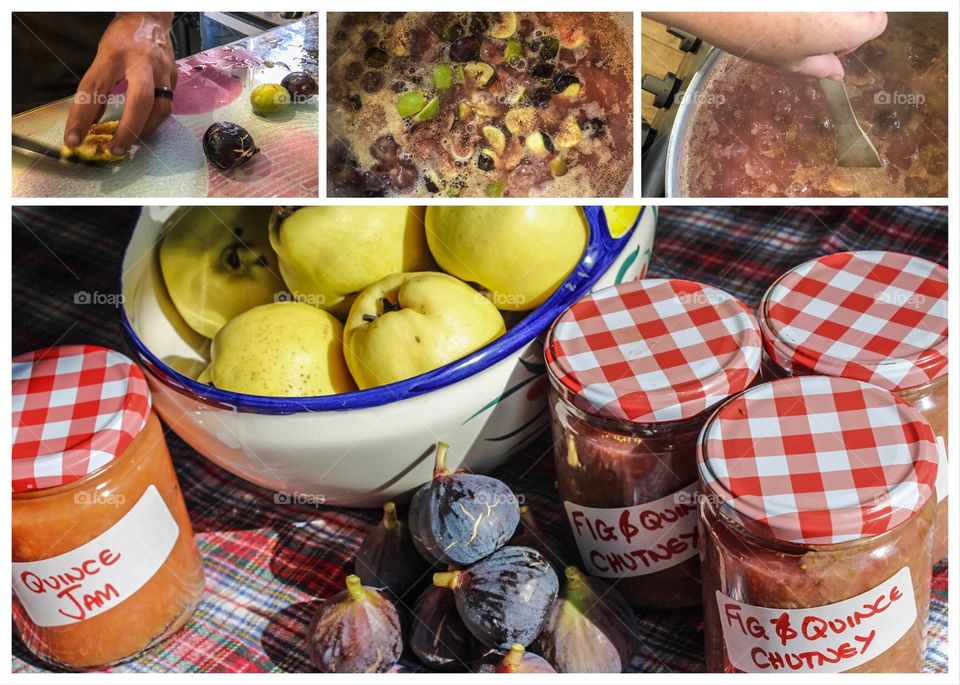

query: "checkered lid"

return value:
[544, 279, 762, 423]
[759, 251, 948, 392]
[698, 376, 938, 545]
[12, 346, 152, 493]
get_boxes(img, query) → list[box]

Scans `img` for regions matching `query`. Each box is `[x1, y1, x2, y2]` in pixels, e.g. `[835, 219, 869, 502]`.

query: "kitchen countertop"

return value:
[12, 15, 318, 198]
[11, 204, 949, 673]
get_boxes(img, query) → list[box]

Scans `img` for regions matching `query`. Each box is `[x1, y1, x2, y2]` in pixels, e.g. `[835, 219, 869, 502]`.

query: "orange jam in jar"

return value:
[12, 346, 204, 670]
[758, 251, 948, 562]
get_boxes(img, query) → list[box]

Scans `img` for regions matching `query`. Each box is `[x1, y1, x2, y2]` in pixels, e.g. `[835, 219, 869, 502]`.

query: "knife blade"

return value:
[12, 133, 111, 167]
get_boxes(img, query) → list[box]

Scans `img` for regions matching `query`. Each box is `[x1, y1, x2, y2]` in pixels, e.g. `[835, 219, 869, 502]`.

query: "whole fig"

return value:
[410, 442, 520, 565]
[536, 566, 639, 673]
[202, 121, 259, 170]
[474, 644, 556, 673]
[433, 546, 558, 649]
[307, 575, 403, 673]
[354, 501, 431, 600]
[509, 504, 570, 573]
[409, 583, 479, 671]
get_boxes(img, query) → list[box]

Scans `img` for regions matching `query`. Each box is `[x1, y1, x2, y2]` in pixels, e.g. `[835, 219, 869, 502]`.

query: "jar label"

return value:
[935, 436, 947, 503]
[563, 483, 699, 578]
[715, 566, 916, 673]
[12, 485, 180, 627]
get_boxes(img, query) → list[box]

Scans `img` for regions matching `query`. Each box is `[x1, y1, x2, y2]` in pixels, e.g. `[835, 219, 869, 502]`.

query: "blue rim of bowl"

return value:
[119, 206, 644, 414]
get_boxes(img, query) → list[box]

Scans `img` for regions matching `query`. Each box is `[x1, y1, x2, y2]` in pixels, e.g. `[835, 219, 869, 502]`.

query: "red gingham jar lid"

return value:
[759, 251, 948, 392]
[544, 279, 762, 423]
[11, 345, 152, 494]
[698, 376, 938, 545]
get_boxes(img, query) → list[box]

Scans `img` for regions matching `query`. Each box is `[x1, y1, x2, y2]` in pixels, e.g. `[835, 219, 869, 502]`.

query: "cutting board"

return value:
[12, 15, 319, 198]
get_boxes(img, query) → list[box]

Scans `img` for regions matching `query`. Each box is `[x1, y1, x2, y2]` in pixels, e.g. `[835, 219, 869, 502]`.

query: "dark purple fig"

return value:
[202, 122, 259, 170]
[508, 505, 569, 573]
[474, 644, 556, 673]
[281, 71, 319, 102]
[307, 575, 403, 673]
[535, 566, 639, 673]
[433, 546, 559, 649]
[354, 501, 431, 600]
[409, 584, 479, 670]
[410, 442, 520, 566]
[449, 35, 481, 63]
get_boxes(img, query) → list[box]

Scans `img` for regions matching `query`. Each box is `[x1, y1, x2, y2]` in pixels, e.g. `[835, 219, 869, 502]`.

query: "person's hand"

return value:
[647, 12, 888, 80]
[64, 12, 176, 155]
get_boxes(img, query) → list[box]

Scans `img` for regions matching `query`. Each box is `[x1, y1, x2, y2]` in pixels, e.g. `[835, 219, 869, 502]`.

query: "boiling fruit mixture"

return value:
[679, 21, 947, 197]
[327, 12, 633, 197]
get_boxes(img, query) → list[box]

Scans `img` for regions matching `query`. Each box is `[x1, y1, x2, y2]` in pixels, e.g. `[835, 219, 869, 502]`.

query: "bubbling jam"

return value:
[327, 12, 633, 197]
[678, 20, 947, 197]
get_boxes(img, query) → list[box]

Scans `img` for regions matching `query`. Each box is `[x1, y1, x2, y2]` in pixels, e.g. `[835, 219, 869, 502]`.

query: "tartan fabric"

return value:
[699, 376, 939, 544]
[10, 205, 948, 673]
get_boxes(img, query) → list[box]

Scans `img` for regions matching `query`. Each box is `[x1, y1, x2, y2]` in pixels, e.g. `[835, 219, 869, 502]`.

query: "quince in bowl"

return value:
[119, 206, 656, 506]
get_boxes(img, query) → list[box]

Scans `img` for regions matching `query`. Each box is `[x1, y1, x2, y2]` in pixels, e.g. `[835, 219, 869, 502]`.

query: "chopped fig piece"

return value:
[464, 61, 496, 87]
[477, 148, 499, 172]
[482, 125, 507, 155]
[504, 107, 536, 135]
[553, 115, 581, 149]
[487, 12, 518, 39]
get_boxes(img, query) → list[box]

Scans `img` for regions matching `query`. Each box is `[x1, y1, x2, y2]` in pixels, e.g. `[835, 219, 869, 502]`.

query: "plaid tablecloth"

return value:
[11, 205, 948, 673]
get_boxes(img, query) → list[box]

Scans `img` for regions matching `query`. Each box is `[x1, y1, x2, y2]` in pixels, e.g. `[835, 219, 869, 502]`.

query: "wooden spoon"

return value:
[818, 78, 882, 167]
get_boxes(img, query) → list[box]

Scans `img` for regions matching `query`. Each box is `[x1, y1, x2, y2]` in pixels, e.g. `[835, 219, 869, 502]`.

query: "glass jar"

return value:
[698, 376, 938, 673]
[758, 251, 948, 562]
[12, 346, 205, 670]
[545, 279, 762, 610]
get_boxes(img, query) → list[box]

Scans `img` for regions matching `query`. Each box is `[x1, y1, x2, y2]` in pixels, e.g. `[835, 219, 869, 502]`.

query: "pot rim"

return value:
[665, 48, 723, 198]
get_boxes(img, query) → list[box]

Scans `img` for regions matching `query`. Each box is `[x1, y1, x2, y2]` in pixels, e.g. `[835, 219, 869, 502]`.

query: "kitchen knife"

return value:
[12, 133, 111, 167]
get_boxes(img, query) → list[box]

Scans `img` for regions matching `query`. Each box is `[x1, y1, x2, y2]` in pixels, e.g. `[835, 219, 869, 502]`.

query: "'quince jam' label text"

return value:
[12, 486, 179, 627]
[716, 567, 916, 673]
[563, 483, 699, 578]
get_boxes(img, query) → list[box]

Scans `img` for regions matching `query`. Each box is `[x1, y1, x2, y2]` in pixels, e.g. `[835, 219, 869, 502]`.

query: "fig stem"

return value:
[382, 501, 398, 530]
[505, 644, 525, 670]
[433, 571, 459, 590]
[433, 442, 451, 477]
[564, 566, 592, 603]
[345, 574, 366, 602]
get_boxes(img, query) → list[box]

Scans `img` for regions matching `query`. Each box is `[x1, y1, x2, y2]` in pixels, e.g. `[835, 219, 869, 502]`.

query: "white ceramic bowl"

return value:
[120, 207, 656, 506]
